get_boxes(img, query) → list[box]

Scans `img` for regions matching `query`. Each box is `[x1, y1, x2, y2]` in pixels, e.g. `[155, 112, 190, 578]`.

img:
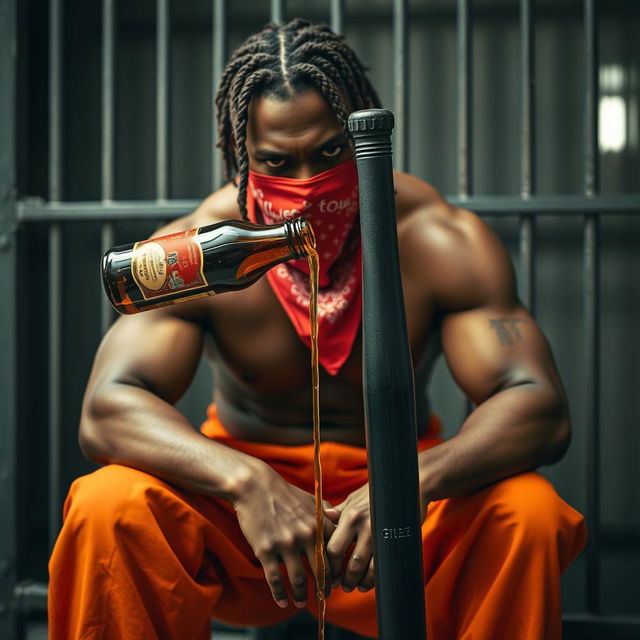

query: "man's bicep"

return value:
[440, 304, 562, 406]
[87, 309, 205, 406]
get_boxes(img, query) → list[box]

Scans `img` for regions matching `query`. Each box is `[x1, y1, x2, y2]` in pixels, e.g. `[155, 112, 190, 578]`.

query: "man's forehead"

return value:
[247, 89, 343, 141]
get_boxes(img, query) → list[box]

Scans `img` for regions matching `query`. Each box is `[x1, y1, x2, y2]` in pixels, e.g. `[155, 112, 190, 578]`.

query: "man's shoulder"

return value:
[394, 170, 481, 258]
[153, 182, 241, 237]
[193, 181, 242, 225]
[394, 171, 515, 310]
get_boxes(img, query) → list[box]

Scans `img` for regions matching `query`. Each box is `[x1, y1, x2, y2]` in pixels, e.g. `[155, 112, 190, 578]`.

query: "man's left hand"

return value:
[325, 484, 375, 593]
[325, 483, 430, 593]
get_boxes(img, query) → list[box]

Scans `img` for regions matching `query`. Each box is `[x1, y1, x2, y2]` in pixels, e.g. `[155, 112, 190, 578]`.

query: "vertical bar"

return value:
[584, 0, 599, 198]
[393, 0, 409, 172]
[456, 0, 472, 198]
[101, 222, 115, 334]
[583, 0, 600, 615]
[49, 0, 62, 203]
[48, 228, 63, 547]
[583, 214, 600, 614]
[48, 0, 63, 548]
[519, 0, 536, 314]
[0, 0, 17, 634]
[102, 0, 116, 333]
[102, 0, 115, 203]
[518, 216, 536, 314]
[330, 0, 344, 35]
[212, 0, 227, 190]
[520, 0, 535, 198]
[458, 0, 473, 421]
[156, 0, 170, 201]
[271, 0, 285, 25]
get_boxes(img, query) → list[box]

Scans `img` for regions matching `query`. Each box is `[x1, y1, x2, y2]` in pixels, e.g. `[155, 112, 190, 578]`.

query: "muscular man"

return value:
[49, 19, 586, 640]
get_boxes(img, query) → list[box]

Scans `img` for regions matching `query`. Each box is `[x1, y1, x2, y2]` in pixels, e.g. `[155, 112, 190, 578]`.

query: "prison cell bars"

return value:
[100, 0, 116, 339]
[583, 0, 601, 621]
[0, 0, 18, 637]
[394, 0, 408, 173]
[5, 0, 640, 638]
[213, 0, 227, 190]
[519, 0, 536, 315]
[48, 0, 63, 552]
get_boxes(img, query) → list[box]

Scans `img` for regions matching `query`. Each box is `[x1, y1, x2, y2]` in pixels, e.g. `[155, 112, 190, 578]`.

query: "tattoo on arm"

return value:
[489, 318, 527, 346]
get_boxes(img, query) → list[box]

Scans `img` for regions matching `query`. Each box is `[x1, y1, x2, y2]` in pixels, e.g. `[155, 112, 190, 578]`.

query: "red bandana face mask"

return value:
[247, 159, 362, 375]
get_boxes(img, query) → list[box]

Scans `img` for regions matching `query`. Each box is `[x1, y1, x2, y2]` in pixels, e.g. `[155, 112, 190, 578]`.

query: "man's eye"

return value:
[264, 158, 286, 168]
[321, 145, 343, 158]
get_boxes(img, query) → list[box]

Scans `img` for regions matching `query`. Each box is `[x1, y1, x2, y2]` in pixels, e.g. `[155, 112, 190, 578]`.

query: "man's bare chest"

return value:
[204, 272, 436, 391]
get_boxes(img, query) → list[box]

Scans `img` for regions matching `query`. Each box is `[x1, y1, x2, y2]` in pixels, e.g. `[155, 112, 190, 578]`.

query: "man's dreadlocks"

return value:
[215, 18, 381, 219]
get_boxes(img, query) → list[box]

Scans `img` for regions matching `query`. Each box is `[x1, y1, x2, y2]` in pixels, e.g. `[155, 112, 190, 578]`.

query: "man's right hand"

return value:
[232, 463, 336, 609]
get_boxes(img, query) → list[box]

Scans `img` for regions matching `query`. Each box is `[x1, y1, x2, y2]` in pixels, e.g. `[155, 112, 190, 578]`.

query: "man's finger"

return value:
[282, 552, 308, 608]
[358, 557, 375, 592]
[325, 519, 356, 584]
[341, 533, 372, 593]
[260, 558, 289, 608]
[324, 506, 341, 523]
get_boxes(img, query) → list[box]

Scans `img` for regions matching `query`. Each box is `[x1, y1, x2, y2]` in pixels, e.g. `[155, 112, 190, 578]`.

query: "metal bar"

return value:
[456, 0, 472, 197]
[393, 0, 409, 172]
[101, 0, 116, 333]
[156, 0, 170, 200]
[48, 227, 63, 547]
[330, 0, 344, 35]
[17, 194, 640, 222]
[102, 0, 115, 203]
[518, 215, 536, 314]
[212, 0, 227, 190]
[583, 0, 600, 615]
[271, 0, 285, 25]
[584, 215, 601, 615]
[584, 0, 599, 198]
[520, 0, 535, 198]
[563, 614, 640, 639]
[49, 0, 63, 203]
[0, 0, 17, 636]
[101, 223, 115, 333]
[47, 0, 64, 552]
[518, 0, 536, 314]
[47, 0, 64, 553]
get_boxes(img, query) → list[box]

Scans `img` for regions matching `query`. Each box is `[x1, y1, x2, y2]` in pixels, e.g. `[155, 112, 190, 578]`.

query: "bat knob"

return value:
[348, 109, 395, 138]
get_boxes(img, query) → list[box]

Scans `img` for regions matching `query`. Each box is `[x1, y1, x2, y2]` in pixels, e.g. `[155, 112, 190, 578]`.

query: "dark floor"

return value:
[24, 613, 369, 639]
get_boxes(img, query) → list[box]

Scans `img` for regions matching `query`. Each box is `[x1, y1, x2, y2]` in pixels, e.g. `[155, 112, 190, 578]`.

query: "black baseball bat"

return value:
[348, 109, 427, 639]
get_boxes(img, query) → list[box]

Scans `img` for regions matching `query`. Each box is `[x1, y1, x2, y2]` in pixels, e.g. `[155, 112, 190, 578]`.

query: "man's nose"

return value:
[291, 164, 316, 180]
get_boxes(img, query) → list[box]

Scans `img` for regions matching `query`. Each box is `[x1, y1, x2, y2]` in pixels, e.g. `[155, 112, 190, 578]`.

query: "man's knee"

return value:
[63, 464, 169, 534]
[486, 472, 575, 547]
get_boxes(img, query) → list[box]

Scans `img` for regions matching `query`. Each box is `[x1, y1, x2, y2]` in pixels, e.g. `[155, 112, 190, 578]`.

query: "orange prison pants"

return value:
[49, 406, 586, 639]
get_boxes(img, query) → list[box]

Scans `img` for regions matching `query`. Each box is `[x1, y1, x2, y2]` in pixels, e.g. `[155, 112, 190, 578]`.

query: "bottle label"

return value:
[131, 229, 207, 300]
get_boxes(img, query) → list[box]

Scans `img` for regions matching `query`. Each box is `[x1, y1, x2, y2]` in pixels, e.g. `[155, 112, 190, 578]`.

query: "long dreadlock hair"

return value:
[215, 18, 381, 219]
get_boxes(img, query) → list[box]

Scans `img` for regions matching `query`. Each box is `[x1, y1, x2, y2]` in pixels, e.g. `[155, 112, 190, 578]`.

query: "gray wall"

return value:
[15, 0, 640, 617]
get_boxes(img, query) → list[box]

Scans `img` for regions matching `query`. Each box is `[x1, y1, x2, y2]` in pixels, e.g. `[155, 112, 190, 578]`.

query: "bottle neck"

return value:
[285, 218, 316, 259]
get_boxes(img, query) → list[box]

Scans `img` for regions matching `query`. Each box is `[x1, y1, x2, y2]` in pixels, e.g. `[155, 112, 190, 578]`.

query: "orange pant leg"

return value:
[50, 409, 586, 640]
[320, 471, 586, 640]
[48, 464, 296, 640]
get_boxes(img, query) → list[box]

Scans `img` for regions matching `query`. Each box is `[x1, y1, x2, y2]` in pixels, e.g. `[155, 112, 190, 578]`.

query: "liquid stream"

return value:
[308, 248, 325, 640]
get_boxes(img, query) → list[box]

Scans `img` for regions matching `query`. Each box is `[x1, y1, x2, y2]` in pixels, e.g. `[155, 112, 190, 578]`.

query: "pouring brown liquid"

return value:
[307, 247, 325, 640]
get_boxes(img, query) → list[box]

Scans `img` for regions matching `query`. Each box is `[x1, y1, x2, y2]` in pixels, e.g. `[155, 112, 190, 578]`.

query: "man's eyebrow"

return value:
[253, 133, 347, 158]
[315, 133, 347, 152]
[253, 148, 291, 159]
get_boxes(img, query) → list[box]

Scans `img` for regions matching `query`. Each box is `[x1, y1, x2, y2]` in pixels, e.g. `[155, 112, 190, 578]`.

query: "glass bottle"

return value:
[101, 217, 315, 314]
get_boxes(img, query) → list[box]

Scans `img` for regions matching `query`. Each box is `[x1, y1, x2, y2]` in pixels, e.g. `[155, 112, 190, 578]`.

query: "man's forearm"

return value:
[419, 382, 570, 502]
[80, 382, 267, 502]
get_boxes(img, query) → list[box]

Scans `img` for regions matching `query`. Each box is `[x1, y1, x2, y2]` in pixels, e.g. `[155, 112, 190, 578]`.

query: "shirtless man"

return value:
[48, 19, 586, 640]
